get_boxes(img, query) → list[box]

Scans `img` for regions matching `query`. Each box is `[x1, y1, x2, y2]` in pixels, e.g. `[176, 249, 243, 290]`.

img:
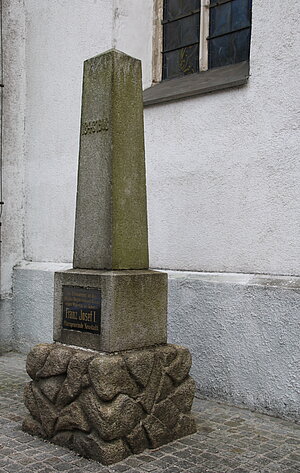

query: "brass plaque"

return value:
[62, 286, 101, 334]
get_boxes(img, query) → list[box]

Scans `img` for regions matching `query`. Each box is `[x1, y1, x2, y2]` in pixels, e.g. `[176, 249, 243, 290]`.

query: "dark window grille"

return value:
[162, 0, 201, 80]
[161, 0, 252, 80]
[208, 0, 252, 69]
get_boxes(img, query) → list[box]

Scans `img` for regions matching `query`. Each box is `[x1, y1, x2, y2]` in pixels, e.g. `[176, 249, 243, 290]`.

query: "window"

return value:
[208, 0, 252, 69]
[162, 0, 201, 80]
[144, 0, 252, 105]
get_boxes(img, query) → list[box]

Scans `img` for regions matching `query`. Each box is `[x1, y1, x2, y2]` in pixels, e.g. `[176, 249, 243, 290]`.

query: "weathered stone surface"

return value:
[38, 375, 65, 403]
[96, 394, 144, 439]
[138, 355, 161, 413]
[152, 397, 181, 429]
[89, 355, 139, 401]
[54, 269, 168, 352]
[53, 52, 167, 354]
[126, 423, 149, 454]
[56, 350, 94, 406]
[169, 376, 196, 413]
[173, 413, 197, 439]
[31, 383, 58, 438]
[82, 374, 90, 388]
[24, 382, 40, 421]
[22, 415, 46, 438]
[157, 344, 177, 366]
[26, 343, 54, 379]
[73, 50, 149, 271]
[166, 345, 192, 383]
[23, 343, 196, 465]
[55, 401, 90, 433]
[36, 346, 74, 378]
[143, 414, 173, 449]
[52, 431, 130, 465]
[156, 373, 174, 402]
[123, 349, 154, 388]
[73, 433, 130, 465]
[81, 389, 143, 441]
[52, 430, 74, 450]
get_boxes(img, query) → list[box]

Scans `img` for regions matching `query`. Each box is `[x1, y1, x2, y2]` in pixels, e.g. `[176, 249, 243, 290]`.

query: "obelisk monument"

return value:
[23, 50, 196, 465]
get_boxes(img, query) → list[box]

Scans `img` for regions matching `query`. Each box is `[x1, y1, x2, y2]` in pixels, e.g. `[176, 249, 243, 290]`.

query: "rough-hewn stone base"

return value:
[23, 343, 196, 465]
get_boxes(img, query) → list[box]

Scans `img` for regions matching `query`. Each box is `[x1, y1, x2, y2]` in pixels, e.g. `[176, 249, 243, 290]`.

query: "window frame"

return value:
[153, 0, 210, 83]
[145, 0, 250, 106]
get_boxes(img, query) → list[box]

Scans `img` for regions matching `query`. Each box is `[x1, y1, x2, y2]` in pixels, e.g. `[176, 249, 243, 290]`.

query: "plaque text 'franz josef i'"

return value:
[62, 286, 101, 334]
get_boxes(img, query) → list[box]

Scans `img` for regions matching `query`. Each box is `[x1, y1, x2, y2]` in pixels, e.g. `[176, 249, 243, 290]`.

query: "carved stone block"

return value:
[23, 343, 197, 465]
[53, 269, 168, 352]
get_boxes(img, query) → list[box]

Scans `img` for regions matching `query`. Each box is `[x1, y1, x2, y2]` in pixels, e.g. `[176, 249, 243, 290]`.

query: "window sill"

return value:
[143, 61, 249, 106]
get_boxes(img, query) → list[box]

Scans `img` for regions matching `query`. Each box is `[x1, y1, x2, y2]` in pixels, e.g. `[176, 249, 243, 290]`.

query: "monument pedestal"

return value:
[53, 269, 168, 352]
[23, 343, 196, 465]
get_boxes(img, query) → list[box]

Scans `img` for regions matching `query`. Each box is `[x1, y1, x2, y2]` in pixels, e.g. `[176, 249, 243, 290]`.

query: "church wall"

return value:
[141, 0, 300, 276]
[12, 261, 71, 353]
[0, 0, 26, 350]
[168, 272, 300, 422]
[23, 0, 113, 263]
[16, 0, 300, 277]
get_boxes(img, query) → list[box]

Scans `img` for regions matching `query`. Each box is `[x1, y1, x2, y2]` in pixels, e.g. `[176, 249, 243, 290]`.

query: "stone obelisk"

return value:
[23, 50, 196, 465]
[73, 49, 149, 271]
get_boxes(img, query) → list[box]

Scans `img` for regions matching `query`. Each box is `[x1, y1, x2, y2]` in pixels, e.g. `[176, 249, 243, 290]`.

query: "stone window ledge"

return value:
[143, 61, 249, 106]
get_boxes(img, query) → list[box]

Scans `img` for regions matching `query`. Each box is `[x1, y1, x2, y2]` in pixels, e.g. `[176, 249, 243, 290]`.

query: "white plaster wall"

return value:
[144, 0, 300, 275]
[112, 0, 153, 87]
[168, 272, 300, 421]
[24, 0, 114, 263]
[20, 0, 300, 275]
[1, 0, 26, 295]
[13, 261, 71, 352]
[0, 0, 26, 350]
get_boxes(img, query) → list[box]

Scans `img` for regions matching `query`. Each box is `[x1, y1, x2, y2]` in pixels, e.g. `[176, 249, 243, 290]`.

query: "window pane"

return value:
[209, 28, 251, 68]
[164, 0, 200, 21]
[210, 2, 232, 37]
[210, 0, 250, 38]
[164, 13, 200, 51]
[163, 44, 199, 80]
[232, 0, 251, 30]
